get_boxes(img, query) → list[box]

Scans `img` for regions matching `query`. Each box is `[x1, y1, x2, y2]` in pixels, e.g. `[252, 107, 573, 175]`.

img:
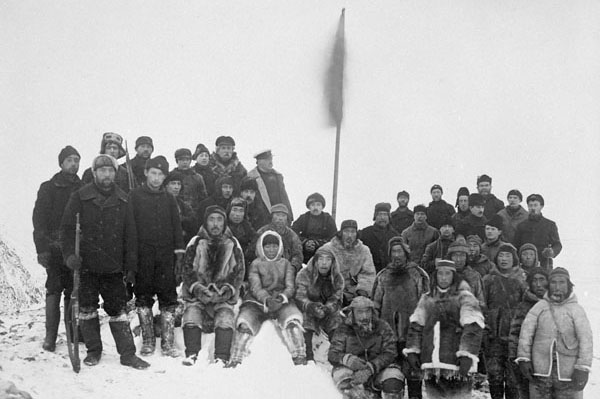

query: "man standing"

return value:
[426, 184, 455, 229]
[359, 203, 400, 273]
[391, 191, 413, 235]
[247, 149, 294, 221]
[291, 192, 337, 264]
[481, 214, 506, 263]
[60, 154, 149, 369]
[125, 136, 154, 186]
[421, 216, 455, 275]
[209, 136, 247, 194]
[226, 197, 256, 254]
[172, 148, 208, 215]
[514, 194, 562, 270]
[192, 143, 218, 197]
[476, 174, 504, 219]
[466, 235, 494, 278]
[401, 205, 439, 265]
[452, 187, 471, 226]
[456, 193, 487, 241]
[33, 145, 82, 352]
[164, 171, 198, 245]
[517, 267, 593, 398]
[129, 156, 185, 357]
[239, 176, 270, 231]
[180, 205, 245, 365]
[496, 190, 528, 246]
[197, 176, 235, 223]
[82, 132, 131, 192]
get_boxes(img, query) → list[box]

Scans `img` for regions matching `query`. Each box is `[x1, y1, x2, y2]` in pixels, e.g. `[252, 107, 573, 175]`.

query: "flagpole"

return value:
[332, 121, 341, 221]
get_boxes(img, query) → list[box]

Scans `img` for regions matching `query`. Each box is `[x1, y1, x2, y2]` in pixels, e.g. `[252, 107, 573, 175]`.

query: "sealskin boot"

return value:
[182, 325, 202, 365]
[42, 294, 61, 352]
[80, 315, 102, 366]
[109, 320, 150, 370]
[137, 307, 155, 356]
[407, 379, 422, 399]
[214, 327, 234, 362]
[160, 309, 179, 358]
[303, 331, 314, 361]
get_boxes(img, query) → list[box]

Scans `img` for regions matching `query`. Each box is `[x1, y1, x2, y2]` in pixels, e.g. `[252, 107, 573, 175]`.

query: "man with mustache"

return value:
[517, 267, 593, 398]
[209, 136, 247, 194]
[360, 202, 401, 273]
[82, 132, 131, 192]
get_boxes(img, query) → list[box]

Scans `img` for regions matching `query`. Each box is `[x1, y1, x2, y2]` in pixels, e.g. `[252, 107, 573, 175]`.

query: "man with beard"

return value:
[401, 205, 439, 265]
[164, 171, 198, 245]
[404, 260, 484, 399]
[247, 204, 303, 272]
[476, 174, 504, 219]
[519, 243, 541, 275]
[192, 143, 217, 197]
[172, 148, 208, 215]
[209, 136, 247, 194]
[426, 185, 455, 229]
[391, 191, 413, 234]
[321, 220, 376, 306]
[421, 216, 455, 275]
[508, 267, 549, 399]
[373, 237, 429, 399]
[129, 156, 185, 358]
[226, 197, 255, 254]
[197, 175, 235, 224]
[466, 235, 494, 277]
[60, 154, 149, 369]
[292, 192, 337, 264]
[247, 149, 294, 221]
[123, 136, 153, 186]
[481, 214, 506, 263]
[33, 145, 83, 352]
[239, 176, 270, 231]
[180, 205, 245, 366]
[514, 194, 562, 270]
[496, 190, 528, 246]
[329, 297, 404, 399]
[517, 268, 593, 398]
[82, 132, 132, 192]
[451, 187, 470, 226]
[360, 203, 401, 273]
[456, 193, 488, 241]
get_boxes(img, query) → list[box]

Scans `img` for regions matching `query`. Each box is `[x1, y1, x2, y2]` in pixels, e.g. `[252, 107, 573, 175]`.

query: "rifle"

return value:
[65, 213, 81, 373]
[124, 140, 136, 191]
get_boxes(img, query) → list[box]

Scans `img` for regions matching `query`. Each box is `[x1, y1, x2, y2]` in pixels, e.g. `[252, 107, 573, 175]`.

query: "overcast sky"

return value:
[2, 0, 599, 272]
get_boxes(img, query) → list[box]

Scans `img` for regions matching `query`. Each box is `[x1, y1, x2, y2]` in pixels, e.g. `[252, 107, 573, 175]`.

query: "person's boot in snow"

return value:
[303, 331, 314, 361]
[228, 325, 254, 367]
[63, 296, 85, 343]
[406, 379, 422, 399]
[282, 320, 306, 365]
[42, 294, 61, 351]
[381, 378, 404, 399]
[182, 325, 202, 366]
[292, 355, 307, 365]
[214, 327, 233, 364]
[109, 318, 150, 369]
[137, 306, 155, 356]
[80, 313, 102, 366]
[160, 308, 178, 357]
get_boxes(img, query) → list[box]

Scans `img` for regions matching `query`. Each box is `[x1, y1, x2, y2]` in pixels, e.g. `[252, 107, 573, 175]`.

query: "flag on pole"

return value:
[326, 8, 345, 128]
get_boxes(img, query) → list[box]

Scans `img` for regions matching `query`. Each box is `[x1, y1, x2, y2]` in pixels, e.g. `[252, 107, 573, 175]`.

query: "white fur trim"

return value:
[574, 365, 592, 373]
[278, 293, 289, 304]
[515, 357, 531, 364]
[189, 281, 201, 294]
[455, 350, 479, 373]
[402, 348, 421, 355]
[174, 249, 186, 254]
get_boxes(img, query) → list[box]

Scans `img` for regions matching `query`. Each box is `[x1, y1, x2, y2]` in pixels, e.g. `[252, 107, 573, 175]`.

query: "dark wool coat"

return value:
[83, 165, 131, 193]
[507, 290, 540, 358]
[193, 163, 218, 197]
[175, 195, 198, 245]
[181, 226, 245, 305]
[390, 207, 414, 236]
[481, 238, 507, 265]
[329, 314, 398, 376]
[247, 224, 303, 272]
[482, 266, 527, 341]
[359, 224, 401, 273]
[292, 211, 338, 264]
[209, 152, 247, 194]
[229, 219, 256, 254]
[496, 205, 528, 246]
[196, 179, 233, 225]
[173, 168, 208, 214]
[245, 197, 271, 232]
[122, 155, 148, 186]
[33, 171, 83, 254]
[455, 214, 487, 241]
[421, 236, 455, 275]
[401, 222, 439, 265]
[405, 288, 484, 374]
[451, 209, 470, 226]
[468, 254, 494, 278]
[60, 183, 137, 273]
[426, 200, 456, 230]
[247, 167, 294, 221]
[372, 263, 429, 343]
[128, 185, 184, 250]
[482, 194, 504, 220]
[514, 214, 562, 262]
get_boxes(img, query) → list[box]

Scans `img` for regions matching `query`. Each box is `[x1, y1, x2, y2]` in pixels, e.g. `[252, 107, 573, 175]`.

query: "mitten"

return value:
[342, 354, 368, 371]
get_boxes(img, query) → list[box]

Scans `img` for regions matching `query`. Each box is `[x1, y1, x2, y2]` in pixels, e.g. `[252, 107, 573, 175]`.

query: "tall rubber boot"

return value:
[160, 309, 178, 358]
[489, 383, 505, 399]
[407, 379, 423, 399]
[79, 314, 103, 366]
[303, 331, 314, 361]
[109, 318, 150, 369]
[182, 325, 202, 366]
[42, 294, 61, 352]
[137, 307, 155, 356]
[214, 327, 234, 362]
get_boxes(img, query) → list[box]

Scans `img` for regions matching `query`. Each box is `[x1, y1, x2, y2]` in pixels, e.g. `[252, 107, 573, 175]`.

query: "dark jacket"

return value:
[291, 211, 337, 263]
[401, 222, 439, 265]
[209, 152, 247, 194]
[496, 205, 528, 246]
[175, 196, 198, 246]
[468, 254, 494, 278]
[451, 209, 470, 226]
[193, 163, 218, 197]
[482, 194, 504, 220]
[359, 224, 400, 273]
[481, 238, 506, 264]
[122, 155, 148, 186]
[246, 197, 271, 231]
[421, 235, 455, 275]
[247, 167, 294, 221]
[390, 207, 414, 235]
[196, 177, 233, 224]
[426, 199, 456, 229]
[514, 214, 562, 263]
[33, 171, 83, 254]
[60, 183, 137, 273]
[173, 168, 208, 214]
[456, 214, 487, 241]
[83, 165, 132, 193]
[229, 219, 256, 254]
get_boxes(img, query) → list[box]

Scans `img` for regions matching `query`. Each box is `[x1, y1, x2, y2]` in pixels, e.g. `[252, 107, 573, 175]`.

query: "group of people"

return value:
[32, 132, 592, 399]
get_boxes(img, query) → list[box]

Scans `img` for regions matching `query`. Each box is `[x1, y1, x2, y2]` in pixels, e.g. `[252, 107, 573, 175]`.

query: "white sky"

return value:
[2, 0, 600, 269]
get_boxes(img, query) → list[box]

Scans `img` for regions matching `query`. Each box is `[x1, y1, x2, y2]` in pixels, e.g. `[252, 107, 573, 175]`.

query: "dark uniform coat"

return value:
[359, 224, 400, 274]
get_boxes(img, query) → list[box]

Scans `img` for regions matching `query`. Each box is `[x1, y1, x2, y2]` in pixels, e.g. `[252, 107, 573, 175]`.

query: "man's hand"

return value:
[125, 270, 136, 286]
[37, 252, 51, 268]
[519, 361, 534, 381]
[342, 354, 368, 371]
[212, 285, 234, 303]
[457, 356, 472, 377]
[193, 285, 214, 304]
[571, 369, 589, 391]
[407, 352, 421, 371]
[66, 254, 82, 271]
[306, 302, 326, 319]
[541, 247, 555, 259]
[266, 296, 284, 313]
[352, 368, 372, 386]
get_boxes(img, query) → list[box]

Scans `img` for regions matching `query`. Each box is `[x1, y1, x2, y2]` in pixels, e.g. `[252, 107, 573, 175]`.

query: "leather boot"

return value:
[43, 294, 61, 352]
[489, 383, 505, 399]
[182, 325, 202, 366]
[137, 307, 155, 356]
[407, 379, 422, 399]
[214, 327, 234, 362]
[160, 309, 178, 357]
[79, 314, 102, 366]
[303, 331, 314, 361]
[109, 319, 150, 369]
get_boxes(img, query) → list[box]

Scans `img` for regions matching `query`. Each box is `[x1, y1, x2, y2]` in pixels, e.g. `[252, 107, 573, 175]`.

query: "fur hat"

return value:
[340, 219, 358, 231]
[387, 236, 410, 258]
[430, 184, 443, 194]
[270, 203, 289, 215]
[397, 190, 410, 199]
[100, 132, 125, 159]
[526, 266, 549, 287]
[306, 192, 326, 209]
[348, 296, 374, 310]
[58, 145, 80, 166]
[447, 239, 469, 255]
[174, 148, 192, 161]
[477, 174, 492, 185]
[466, 235, 483, 247]
[527, 194, 545, 206]
[192, 143, 210, 160]
[372, 202, 391, 220]
[145, 156, 169, 175]
[435, 259, 456, 271]
[135, 136, 153, 150]
[456, 186, 470, 207]
[164, 170, 184, 185]
[240, 177, 258, 192]
[507, 189, 523, 201]
[413, 204, 427, 214]
[549, 267, 570, 281]
[92, 154, 118, 171]
[486, 214, 504, 230]
[495, 243, 519, 266]
[468, 193, 484, 207]
[519, 243, 538, 257]
[215, 136, 235, 147]
[227, 197, 247, 215]
[439, 215, 454, 229]
[203, 205, 227, 225]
